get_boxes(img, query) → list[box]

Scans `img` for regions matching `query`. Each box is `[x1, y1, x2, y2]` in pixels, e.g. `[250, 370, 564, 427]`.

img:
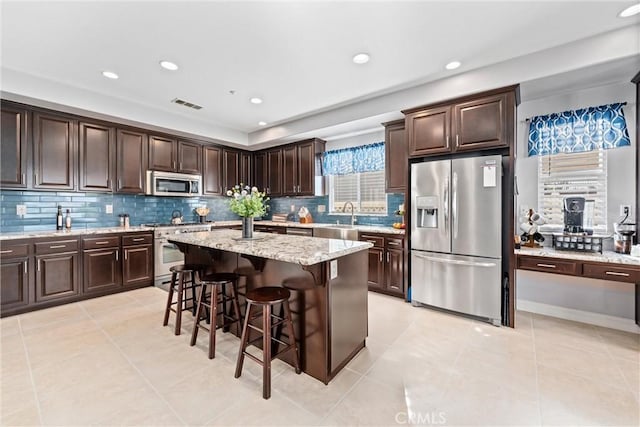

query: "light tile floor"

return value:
[1, 287, 638, 426]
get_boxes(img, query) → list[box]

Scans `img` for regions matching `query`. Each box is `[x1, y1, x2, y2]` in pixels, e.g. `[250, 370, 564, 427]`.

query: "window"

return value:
[329, 170, 387, 214]
[537, 150, 607, 230]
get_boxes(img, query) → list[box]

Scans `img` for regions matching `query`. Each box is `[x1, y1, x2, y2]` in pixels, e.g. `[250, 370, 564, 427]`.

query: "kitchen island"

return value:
[168, 229, 372, 384]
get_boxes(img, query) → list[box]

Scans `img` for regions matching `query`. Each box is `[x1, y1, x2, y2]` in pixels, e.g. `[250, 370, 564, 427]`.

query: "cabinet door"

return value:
[116, 129, 148, 193]
[453, 93, 508, 151]
[282, 145, 297, 195]
[407, 106, 451, 157]
[177, 140, 201, 174]
[266, 149, 282, 196]
[240, 152, 252, 187]
[297, 141, 316, 196]
[253, 152, 267, 193]
[122, 245, 153, 287]
[79, 121, 115, 192]
[1, 105, 28, 188]
[385, 248, 404, 295]
[203, 146, 222, 195]
[33, 112, 76, 190]
[35, 253, 80, 303]
[149, 135, 177, 172]
[1, 257, 30, 311]
[83, 248, 121, 294]
[367, 247, 385, 290]
[385, 122, 407, 193]
[223, 149, 240, 191]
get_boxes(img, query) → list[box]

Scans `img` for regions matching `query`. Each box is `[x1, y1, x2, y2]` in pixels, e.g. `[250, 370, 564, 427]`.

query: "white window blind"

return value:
[329, 170, 387, 214]
[537, 150, 607, 230]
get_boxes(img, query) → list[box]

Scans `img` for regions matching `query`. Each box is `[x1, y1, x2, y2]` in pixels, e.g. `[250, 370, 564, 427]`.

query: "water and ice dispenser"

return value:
[415, 196, 439, 228]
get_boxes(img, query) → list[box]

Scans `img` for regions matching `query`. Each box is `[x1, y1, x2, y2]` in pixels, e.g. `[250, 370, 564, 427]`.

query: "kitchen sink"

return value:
[313, 226, 359, 241]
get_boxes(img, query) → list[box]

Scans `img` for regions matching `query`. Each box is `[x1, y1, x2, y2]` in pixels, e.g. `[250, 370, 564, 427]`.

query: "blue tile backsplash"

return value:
[0, 190, 405, 232]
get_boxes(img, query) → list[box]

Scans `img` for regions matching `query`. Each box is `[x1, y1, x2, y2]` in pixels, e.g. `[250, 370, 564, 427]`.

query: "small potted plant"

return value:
[226, 184, 269, 238]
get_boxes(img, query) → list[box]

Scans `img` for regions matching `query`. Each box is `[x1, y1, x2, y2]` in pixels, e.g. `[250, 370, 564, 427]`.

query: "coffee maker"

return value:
[614, 209, 636, 254]
[563, 197, 585, 233]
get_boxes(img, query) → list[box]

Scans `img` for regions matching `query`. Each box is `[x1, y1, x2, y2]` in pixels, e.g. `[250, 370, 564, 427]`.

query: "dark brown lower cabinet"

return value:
[360, 233, 405, 298]
[123, 244, 153, 287]
[83, 248, 121, 293]
[1, 254, 30, 313]
[35, 252, 80, 303]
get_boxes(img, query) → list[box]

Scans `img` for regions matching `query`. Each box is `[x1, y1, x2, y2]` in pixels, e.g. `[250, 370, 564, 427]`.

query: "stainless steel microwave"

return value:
[146, 171, 202, 197]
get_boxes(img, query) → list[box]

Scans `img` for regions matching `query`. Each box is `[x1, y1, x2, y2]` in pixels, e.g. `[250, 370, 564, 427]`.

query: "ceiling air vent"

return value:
[171, 98, 203, 110]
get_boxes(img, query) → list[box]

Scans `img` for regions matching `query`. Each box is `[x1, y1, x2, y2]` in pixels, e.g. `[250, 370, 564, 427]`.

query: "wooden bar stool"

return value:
[162, 264, 207, 335]
[191, 272, 242, 359]
[234, 286, 301, 399]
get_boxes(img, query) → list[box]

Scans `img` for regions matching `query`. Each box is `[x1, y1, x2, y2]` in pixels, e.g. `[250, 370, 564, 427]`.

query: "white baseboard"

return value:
[517, 299, 640, 334]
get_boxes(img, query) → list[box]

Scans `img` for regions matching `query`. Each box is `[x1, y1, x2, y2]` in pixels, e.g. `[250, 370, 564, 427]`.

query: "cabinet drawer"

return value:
[35, 239, 79, 255]
[0, 243, 29, 258]
[83, 236, 120, 250]
[583, 263, 640, 283]
[360, 234, 384, 248]
[386, 238, 404, 249]
[122, 234, 152, 246]
[517, 256, 579, 275]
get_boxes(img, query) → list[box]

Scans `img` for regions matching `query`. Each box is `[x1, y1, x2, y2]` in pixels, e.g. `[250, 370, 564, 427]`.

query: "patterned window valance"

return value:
[527, 103, 630, 157]
[322, 142, 385, 176]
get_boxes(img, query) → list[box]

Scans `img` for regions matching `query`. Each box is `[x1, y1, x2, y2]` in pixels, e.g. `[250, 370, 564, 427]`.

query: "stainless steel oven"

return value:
[152, 224, 210, 286]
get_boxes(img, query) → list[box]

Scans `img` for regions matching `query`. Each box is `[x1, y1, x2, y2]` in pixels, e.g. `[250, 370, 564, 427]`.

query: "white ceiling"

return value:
[1, 1, 639, 146]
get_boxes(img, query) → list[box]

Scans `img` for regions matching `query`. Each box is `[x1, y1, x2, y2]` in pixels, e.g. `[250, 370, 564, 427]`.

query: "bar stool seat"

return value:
[234, 286, 301, 399]
[163, 264, 208, 335]
[190, 272, 242, 359]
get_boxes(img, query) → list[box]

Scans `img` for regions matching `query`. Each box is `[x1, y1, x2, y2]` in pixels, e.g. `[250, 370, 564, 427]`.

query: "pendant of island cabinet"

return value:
[403, 86, 518, 157]
[0, 231, 154, 317]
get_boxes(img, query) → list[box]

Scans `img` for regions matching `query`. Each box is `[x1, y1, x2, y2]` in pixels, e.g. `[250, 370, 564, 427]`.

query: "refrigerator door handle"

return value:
[443, 176, 449, 233]
[413, 253, 497, 268]
[452, 172, 458, 239]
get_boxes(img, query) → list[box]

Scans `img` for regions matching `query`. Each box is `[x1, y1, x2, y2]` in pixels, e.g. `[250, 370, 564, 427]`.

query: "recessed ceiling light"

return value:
[445, 61, 461, 70]
[102, 70, 119, 79]
[352, 53, 370, 64]
[619, 3, 640, 17]
[258, 121, 267, 126]
[160, 60, 179, 71]
[250, 97, 263, 104]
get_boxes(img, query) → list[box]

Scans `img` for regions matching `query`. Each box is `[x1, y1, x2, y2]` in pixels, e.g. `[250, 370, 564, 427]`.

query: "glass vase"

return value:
[242, 217, 253, 239]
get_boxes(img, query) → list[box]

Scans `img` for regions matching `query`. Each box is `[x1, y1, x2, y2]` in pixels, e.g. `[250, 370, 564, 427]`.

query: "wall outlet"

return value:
[620, 205, 632, 216]
[317, 204, 326, 213]
[16, 205, 27, 216]
[290, 204, 296, 212]
[105, 204, 113, 214]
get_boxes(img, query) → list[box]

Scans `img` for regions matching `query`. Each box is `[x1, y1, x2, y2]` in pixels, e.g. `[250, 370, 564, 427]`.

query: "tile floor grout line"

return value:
[594, 324, 637, 396]
[16, 316, 44, 426]
[77, 303, 189, 427]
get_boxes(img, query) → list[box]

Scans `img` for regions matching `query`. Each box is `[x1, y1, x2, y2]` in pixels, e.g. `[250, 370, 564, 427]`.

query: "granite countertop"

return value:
[168, 229, 373, 266]
[515, 247, 640, 266]
[211, 220, 405, 235]
[0, 226, 154, 241]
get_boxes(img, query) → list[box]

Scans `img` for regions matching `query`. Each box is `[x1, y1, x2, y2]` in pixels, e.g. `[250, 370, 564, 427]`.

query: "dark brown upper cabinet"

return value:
[33, 112, 76, 190]
[383, 119, 407, 193]
[116, 129, 148, 194]
[177, 140, 201, 174]
[404, 86, 517, 157]
[253, 152, 267, 193]
[222, 149, 240, 192]
[406, 106, 451, 157]
[79, 121, 115, 192]
[1, 103, 29, 189]
[202, 145, 222, 195]
[148, 135, 177, 172]
[266, 148, 283, 197]
[149, 136, 202, 174]
[281, 138, 324, 196]
[240, 152, 252, 187]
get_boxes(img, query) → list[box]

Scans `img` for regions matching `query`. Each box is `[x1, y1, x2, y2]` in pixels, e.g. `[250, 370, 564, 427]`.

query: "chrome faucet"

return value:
[343, 201, 355, 226]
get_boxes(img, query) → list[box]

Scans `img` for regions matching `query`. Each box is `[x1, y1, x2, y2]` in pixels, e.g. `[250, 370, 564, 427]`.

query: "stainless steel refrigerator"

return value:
[410, 155, 503, 325]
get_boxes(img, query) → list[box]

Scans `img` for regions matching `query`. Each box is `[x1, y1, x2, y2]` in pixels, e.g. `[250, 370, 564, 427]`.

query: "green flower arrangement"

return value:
[226, 184, 269, 218]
